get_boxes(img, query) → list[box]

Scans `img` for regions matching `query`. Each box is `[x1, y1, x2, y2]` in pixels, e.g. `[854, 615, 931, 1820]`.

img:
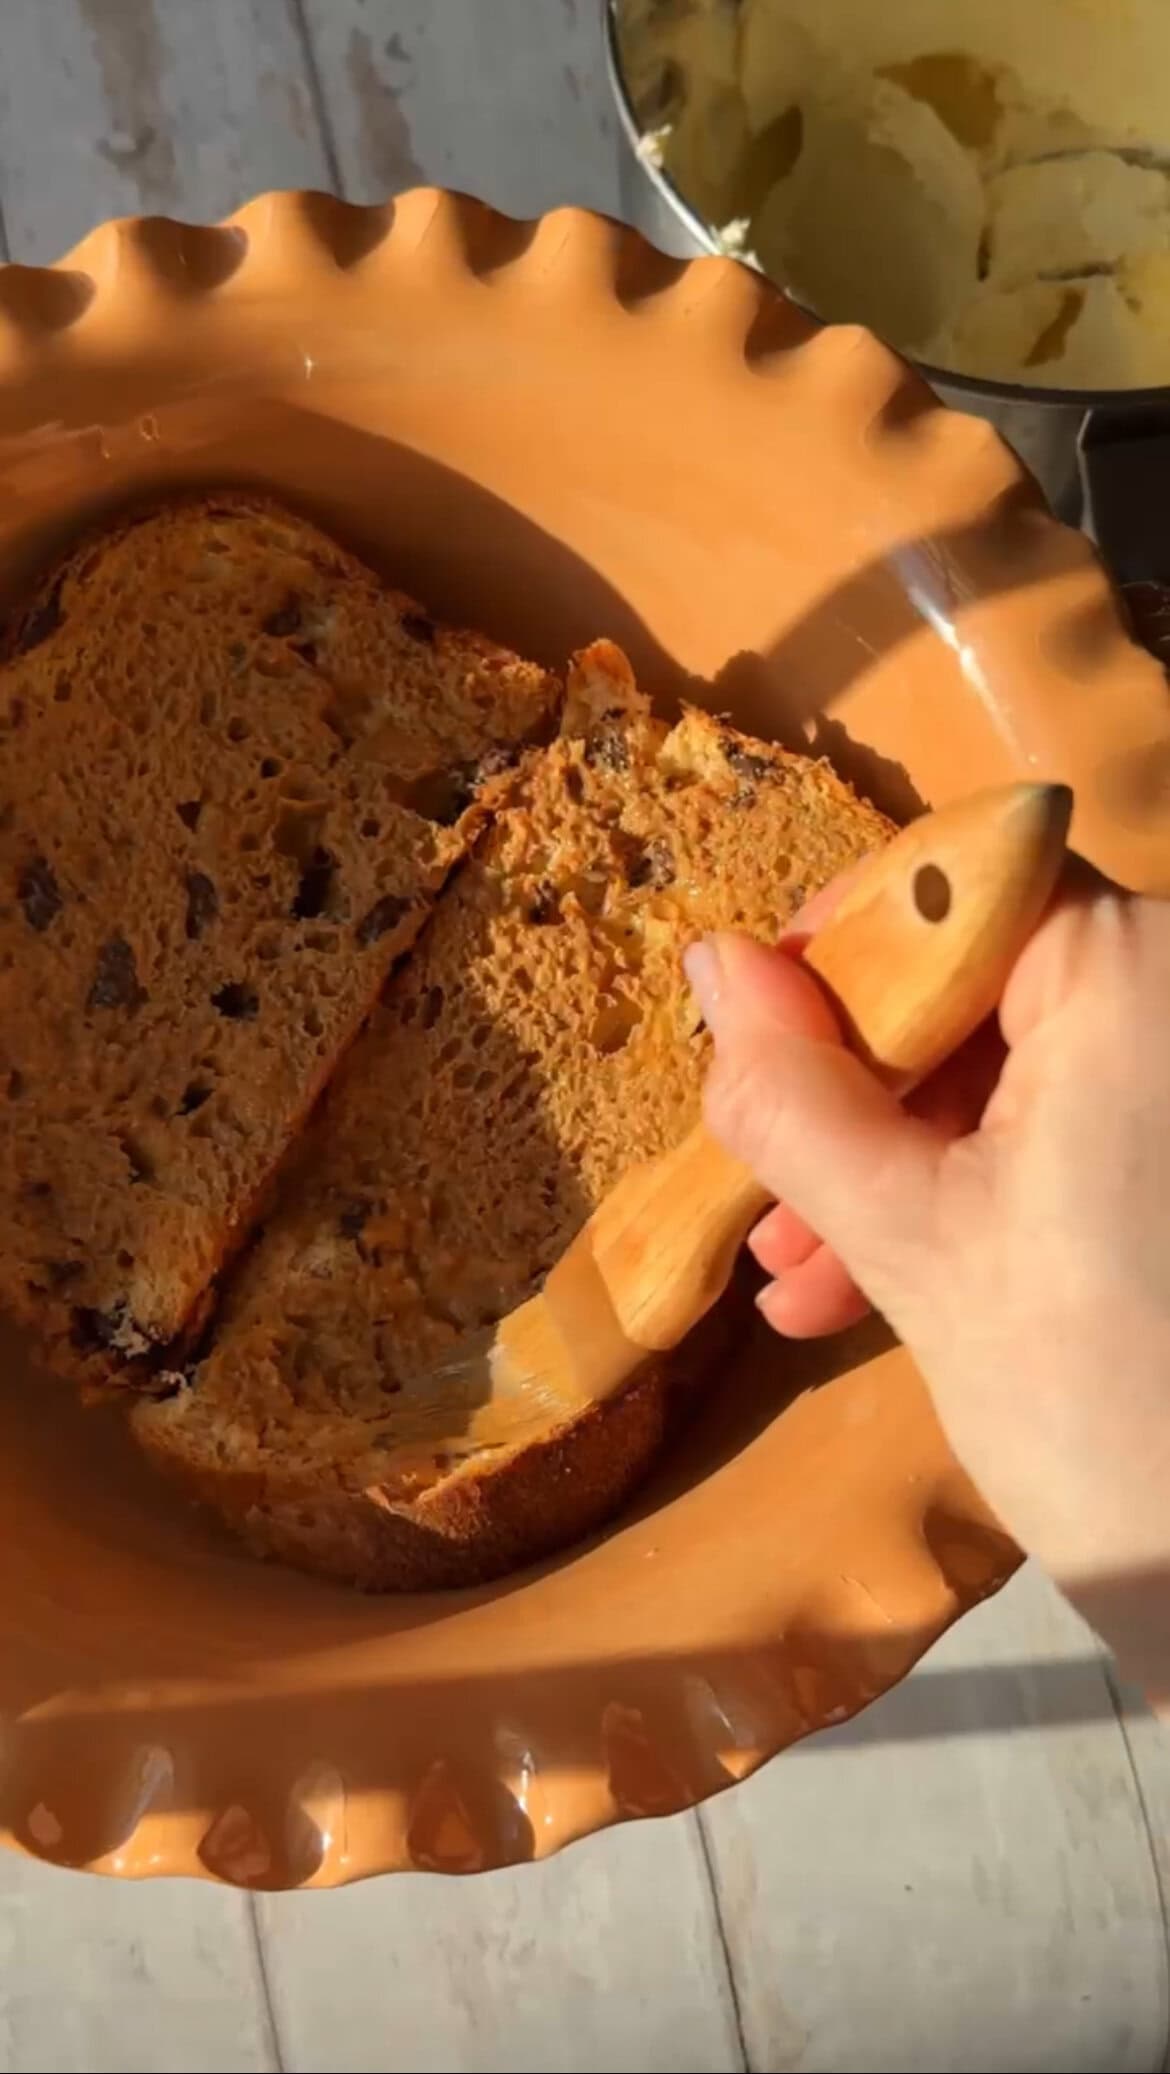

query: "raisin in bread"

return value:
[0, 494, 557, 1387]
[133, 641, 895, 1588]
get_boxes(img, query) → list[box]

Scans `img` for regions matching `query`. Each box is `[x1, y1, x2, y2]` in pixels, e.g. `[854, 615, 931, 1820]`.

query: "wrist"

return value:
[1051, 1562, 1170, 1713]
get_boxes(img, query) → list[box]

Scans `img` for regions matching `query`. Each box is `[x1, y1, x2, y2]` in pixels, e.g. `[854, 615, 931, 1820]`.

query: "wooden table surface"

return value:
[0, 4, 1166, 2070]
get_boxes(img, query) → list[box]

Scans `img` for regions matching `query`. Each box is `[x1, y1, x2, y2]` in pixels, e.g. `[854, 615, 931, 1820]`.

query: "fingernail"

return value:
[745, 1225, 770, 1268]
[755, 1282, 785, 1332]
[684, 938, 727, 1038]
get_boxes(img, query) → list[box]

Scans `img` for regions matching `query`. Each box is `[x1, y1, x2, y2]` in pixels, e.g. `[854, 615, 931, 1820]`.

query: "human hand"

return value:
[685, 876, 1170, 1700]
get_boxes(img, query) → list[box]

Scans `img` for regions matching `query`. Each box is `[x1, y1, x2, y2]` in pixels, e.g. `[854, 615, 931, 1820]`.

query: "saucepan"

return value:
[605, 0, 1170, 581]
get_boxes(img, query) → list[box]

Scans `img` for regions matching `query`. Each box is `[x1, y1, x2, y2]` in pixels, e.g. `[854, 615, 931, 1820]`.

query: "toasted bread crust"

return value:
[143, 1363, 670, 1591]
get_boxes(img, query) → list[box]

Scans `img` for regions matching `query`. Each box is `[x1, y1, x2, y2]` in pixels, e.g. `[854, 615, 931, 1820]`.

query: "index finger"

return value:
[777, 858, 870, 955]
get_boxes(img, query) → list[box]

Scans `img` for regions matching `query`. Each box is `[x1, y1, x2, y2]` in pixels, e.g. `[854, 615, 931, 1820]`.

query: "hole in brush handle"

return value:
[913, 862, 951, 923]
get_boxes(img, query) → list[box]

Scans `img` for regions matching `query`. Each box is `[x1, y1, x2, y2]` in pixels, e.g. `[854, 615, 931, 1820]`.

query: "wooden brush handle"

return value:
[555, 783, 1071, 1356]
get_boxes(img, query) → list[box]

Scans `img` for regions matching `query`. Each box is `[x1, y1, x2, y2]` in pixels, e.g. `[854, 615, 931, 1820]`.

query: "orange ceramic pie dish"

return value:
[1, 189, 1168, 1889]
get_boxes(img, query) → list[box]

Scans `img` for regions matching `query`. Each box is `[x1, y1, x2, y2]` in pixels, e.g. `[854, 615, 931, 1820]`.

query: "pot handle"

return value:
[1078, 404, 1170, 588]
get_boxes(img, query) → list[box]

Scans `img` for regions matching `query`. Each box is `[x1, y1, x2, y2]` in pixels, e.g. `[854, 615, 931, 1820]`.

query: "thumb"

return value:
[685, 932, 945, 1317]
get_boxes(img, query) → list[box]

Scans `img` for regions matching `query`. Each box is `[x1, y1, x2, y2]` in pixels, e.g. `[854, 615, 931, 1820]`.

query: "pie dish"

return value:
[0, 188, 1167, 1887]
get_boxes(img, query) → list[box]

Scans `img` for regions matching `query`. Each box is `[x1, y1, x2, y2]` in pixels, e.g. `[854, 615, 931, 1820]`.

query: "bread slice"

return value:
[133, 642, 895, 1588]
[0, 494, 557, 1386]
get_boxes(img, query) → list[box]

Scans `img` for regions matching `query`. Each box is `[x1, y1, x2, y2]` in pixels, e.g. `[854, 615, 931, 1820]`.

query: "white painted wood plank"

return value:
[239, 14, 726, 2066]
[258, 1815, 743, 2073]
[1101, 1672, 1170, 2072]
[0, 0, 331, 264]
[702, 1564, 1168, 2073]
[0, 1851, 276, 2072]
[300, 0, 624, 221]
[0, 7, 310, 2069]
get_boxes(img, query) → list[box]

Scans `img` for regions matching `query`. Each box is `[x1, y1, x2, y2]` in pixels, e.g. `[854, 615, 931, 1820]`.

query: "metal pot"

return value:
[603, 0, 1170, 584]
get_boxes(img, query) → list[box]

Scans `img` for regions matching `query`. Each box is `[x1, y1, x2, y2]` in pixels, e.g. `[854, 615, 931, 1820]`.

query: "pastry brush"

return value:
[389, 782, 1072, 1462]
